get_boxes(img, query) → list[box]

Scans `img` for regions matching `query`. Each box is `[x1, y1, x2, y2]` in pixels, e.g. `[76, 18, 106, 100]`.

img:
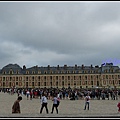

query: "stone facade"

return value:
[0, 63, 120, 89]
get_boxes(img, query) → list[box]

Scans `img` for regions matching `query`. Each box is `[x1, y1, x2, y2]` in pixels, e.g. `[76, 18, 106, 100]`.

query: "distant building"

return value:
[0, 63, 120, 89]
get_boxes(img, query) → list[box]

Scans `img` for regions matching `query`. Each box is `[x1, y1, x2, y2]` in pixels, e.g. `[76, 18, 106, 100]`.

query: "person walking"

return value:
[84, 93, 91, 110]
[12, 96, 22, 113]
[40, 93, 49, 114]
[51, 94, 60, 114]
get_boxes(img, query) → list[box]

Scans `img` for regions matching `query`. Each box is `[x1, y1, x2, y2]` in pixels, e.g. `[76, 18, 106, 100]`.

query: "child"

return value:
[117, 102, 120, 112]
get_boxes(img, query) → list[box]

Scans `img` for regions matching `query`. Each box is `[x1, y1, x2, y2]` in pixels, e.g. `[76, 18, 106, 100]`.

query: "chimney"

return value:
[75, 64, 77, 69]
[57, 65, 59, 70]
[23, 65, 26, 70]
[82, 64, 84, 69]
[64, 64, 67, 69]
[48, 65, 50, 70]
[91, 64, 93, 68]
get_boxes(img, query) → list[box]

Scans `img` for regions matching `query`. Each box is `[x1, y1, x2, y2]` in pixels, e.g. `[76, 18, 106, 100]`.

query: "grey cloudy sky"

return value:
[0, 1, 120, 68]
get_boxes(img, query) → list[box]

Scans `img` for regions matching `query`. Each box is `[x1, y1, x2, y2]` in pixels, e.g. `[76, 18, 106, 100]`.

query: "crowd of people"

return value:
[1, 87, 120, 101]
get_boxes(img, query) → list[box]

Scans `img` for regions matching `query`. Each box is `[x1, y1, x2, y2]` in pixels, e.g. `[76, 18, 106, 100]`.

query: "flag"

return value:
[101, 63, 105, 66]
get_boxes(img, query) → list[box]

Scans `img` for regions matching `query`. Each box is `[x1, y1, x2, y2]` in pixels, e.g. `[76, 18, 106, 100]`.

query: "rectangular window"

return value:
[16, 82, 18, 85]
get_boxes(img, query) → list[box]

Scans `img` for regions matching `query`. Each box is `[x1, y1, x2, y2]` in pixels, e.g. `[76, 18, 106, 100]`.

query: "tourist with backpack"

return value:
[51, 93, 60, 114]
[84, 93, 91, 110]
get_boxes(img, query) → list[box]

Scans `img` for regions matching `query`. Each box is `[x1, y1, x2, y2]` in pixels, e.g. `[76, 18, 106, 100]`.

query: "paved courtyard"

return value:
[0, 92, 120, 118]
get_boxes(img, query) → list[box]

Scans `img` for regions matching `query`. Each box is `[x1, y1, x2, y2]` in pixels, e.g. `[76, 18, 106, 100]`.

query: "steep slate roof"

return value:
[0, 63, 119, 75]
[1, 63, 23, 74]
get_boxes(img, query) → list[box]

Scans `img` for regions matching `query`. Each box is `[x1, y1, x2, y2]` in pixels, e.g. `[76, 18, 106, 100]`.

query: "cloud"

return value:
[0, 1, 120, 68]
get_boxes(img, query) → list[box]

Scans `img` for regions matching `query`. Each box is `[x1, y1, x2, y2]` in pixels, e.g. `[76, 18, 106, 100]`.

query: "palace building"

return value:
[0, 63, 120, 89]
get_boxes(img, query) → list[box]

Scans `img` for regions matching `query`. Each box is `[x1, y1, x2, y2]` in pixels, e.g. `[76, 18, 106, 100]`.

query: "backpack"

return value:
[86, 96, 89, 101]
[57, 98, 60, 106]
[57, 100, 60, 106]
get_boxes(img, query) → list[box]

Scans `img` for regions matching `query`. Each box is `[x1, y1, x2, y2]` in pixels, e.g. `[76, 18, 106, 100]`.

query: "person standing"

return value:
[30, 89, 33, 100]
[51, 94, 60, 114]
[40, 93, 49, 114]
[26, 90, 30, 100]
[84, 93, 91, 110]
[12, 96, 22, 113]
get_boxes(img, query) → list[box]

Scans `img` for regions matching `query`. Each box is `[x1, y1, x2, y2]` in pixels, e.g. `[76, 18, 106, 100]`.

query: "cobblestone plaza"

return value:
[0, 92, 120, 118]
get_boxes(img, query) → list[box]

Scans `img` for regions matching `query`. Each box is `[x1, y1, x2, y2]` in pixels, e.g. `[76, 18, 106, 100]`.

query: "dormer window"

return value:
[16, 70, 19, 74]
[3, 71, 6, 74]
[44, 71, 47, 74]
[26, 71, 29, 74]
[32, 71, 35, 74]
[38, 71, 41, 74]
[9, 69, 13, 75]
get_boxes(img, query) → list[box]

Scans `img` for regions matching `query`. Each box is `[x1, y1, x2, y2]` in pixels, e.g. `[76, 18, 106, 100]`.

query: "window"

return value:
[38, 76, 40, 80]
[38, 82, 40, 86]
[10, 70, 13, 75]
[16, 82, 18, 85]
[3, 77, 5, 81]
[56, 81, 58, 86]
[97, 81, 99, 86]
[3, 82, 5, 87]
[91, 81, 93, 85]
[10, 77, 12, 81]
[16, 77, 18, 81]
[44, 76, 46, 80]
[3, 71, 6, 74]
[44, 71, 47, 74]
[118, 75, 120, 79]
[26, 77, 28, 81]
[56, 76, 58, 80]
[80, 81, 81, 85]
[26, 71, 29, 74]
[32, 71, 35, 74]
[44, 82, 46, 86]
[112, 75, 114, 79]
[32, 82, 34, 86]
[32, 77, 34, 81]
[26, 82, 28, 87]
[50, 82, 52, 87]
[62, 81, 64, 86]
[16, 70, 19, 74]
[38, 71, 41, 74]
[106, 75, 108, 79]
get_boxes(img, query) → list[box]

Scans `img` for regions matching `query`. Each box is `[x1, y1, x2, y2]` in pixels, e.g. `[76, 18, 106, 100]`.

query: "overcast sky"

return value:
[0, 1, 120, 69]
